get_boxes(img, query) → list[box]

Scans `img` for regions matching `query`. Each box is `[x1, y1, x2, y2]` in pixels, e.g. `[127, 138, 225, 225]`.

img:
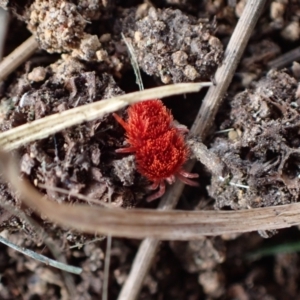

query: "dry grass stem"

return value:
[267, 46, 300, 69]
[103, 235, 112, 300]
[38, 183, 113, 208]
[121, 32, 144, 91]
[118, 0, 268, 299]
[102, 183, 113, 300]
[0, 8, 9, 61]
[0, 235, 82, 275]
[0, 35, 38, 81]
[3, 152, 300, 240]
[187, 138, 227, 177]
[0, 82, 210, 151]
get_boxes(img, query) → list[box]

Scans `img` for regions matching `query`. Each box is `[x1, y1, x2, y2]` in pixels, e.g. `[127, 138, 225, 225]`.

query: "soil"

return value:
[0, 0, 300, 299]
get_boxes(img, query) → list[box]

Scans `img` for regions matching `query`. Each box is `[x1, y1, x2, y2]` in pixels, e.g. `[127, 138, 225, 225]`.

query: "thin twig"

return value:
[0, 35, 38, 81]
[38, 183, 112, 208]
[187, 138, 227, 177]
[69, 237, 106, 249]
[0, 82, 211, 151]
[0, 235, 82, 274]
[4, 150, 300, 239]
[267, 46, 300, 69]
[117, 0, 268, 299]
[102, 188, 113, 300]
[103, 235, 112, 300]
[0, 8, 9, 61]
[121, 33, 144, 91]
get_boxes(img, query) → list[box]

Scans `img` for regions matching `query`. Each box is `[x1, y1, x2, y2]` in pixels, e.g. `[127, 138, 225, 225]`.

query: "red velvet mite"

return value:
[113, 99, 199, 201]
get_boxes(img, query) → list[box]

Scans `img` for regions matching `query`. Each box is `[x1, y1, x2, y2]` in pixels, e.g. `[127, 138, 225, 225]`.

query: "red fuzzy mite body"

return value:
[113, 99, 199, 201]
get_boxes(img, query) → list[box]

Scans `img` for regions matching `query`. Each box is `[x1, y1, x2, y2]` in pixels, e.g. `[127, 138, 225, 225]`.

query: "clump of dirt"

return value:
[28, 1, 96, 54]
[126, 7, 223, 83]
[27, 0, 112, 61]
[170, 236, 226, 297]
[209, 70, 300, 210]
[2, 0, 124, 72]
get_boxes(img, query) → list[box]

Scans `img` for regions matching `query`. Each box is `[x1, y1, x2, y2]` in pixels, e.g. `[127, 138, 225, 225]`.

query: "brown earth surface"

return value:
[0, 0, 300, 299]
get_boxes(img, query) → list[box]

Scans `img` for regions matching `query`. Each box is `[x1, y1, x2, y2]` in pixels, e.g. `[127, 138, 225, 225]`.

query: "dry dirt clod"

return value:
[21, 0, 112, 62]
[209, 70, 300, 210]
[27, 66, 46, 82]
[281, 21, 300, 41]
[28, 0, 89, 53]
[112, 155, 136, 187]
[126, 7, 223, 83]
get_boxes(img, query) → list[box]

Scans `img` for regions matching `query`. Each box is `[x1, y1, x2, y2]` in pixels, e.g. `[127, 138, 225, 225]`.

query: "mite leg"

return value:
[147, 181, 166, 202]
[178, 170, 199, 178]
[148, 181, 160, 190]
[166, 175, 176, 185]
[115, 147, 135, 154]
[177, 173, 199, 186]
[113, 113, 128, 131]
[172, 121, 189, 133]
